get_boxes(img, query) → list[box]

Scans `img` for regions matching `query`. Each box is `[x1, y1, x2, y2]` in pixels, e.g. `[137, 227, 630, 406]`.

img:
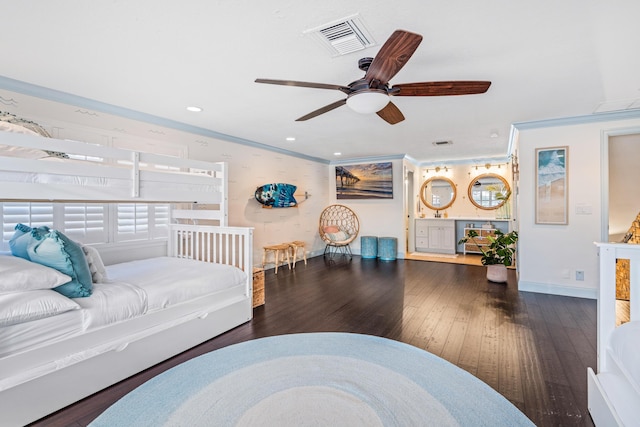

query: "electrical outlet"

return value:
[576, 270, 585, 281]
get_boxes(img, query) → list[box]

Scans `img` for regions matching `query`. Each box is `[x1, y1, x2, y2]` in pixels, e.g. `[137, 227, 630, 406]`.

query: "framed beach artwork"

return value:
[535, 146, 568, 225]
[336, 162, 393, 199]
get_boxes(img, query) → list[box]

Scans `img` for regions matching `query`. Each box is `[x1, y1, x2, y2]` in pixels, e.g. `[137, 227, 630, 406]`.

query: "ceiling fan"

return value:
[255, 29, 491, 125]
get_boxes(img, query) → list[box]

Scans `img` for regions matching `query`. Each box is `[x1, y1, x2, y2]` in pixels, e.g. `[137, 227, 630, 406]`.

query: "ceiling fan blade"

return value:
[376, 102, 405, 125]
[392, 81, 492, 96]
[295, 99, 347, 121]
[255, 79, 351, 94]
[364, 30, 423, 85]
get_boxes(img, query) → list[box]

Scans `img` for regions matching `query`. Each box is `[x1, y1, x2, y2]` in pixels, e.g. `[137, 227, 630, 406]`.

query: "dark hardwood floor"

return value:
[31, 256, 597, 427]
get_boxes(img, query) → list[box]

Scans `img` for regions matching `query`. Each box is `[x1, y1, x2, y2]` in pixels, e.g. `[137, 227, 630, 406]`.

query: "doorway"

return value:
[405, 169, 414, 253]
[605, 130, 640, 324]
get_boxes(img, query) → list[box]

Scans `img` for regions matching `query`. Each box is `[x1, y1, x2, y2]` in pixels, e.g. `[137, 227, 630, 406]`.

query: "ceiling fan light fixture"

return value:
[346, 90, 389, 114]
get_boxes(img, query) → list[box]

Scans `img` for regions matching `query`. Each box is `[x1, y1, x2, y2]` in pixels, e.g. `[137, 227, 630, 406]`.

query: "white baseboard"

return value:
[518, 280, 597, 299]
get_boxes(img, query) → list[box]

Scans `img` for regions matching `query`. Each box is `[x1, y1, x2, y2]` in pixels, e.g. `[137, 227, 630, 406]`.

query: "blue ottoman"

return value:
[360, 236, 378, 259]
[378, 237, 397, 261]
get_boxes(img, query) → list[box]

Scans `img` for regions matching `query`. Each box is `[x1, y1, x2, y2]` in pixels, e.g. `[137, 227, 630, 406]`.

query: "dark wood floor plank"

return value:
[29, 256, 597, 427]
[456, 282, 488, 375]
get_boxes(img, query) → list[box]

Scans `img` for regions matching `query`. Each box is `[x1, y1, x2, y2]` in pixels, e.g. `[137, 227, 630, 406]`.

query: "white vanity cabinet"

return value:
[415, 219, 456, 254]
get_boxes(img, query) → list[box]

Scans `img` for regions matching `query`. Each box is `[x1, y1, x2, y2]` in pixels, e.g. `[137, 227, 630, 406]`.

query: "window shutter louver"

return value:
[1, 202, 54, 243]
[116, 204, 149, 241]
[152, 204, 170, 239]
[62, 204, 107, 244]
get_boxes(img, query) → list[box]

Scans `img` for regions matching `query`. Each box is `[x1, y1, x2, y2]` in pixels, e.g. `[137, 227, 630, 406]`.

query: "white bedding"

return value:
[591, 321, 640, 426]
[0, 309, 84, 359]
[608, 321, 640, 388]
[0, 257, 247, 360]
[106, 257, 247, 312]
[74, 281, 147, 329]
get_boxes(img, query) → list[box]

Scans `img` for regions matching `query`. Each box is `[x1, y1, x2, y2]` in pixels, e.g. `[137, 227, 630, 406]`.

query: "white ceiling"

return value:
[1, 0, 639, 164]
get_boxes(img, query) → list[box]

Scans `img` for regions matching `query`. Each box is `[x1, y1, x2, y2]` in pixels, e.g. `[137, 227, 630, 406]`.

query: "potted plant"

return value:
[458, 229, 518, 283]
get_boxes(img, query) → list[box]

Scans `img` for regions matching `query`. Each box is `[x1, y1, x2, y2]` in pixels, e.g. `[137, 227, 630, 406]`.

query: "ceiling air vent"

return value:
[432, 140, 453, 146]
[304, 14, 376, 57]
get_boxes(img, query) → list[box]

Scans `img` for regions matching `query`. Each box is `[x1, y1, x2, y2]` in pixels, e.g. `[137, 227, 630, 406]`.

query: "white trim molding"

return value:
[518, 280, 597, 299]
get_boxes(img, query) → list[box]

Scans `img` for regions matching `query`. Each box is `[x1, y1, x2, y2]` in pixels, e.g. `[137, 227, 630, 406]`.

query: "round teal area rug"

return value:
[90, 333, 534, 426]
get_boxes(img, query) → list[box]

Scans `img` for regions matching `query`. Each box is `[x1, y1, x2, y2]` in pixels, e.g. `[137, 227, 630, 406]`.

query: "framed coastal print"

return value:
[336, 162, 393, 199]
[535, 146, 568, 225]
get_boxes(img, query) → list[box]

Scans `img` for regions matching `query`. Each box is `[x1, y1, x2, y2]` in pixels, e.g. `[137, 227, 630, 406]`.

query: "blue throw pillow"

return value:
[27, 229, 93, 298]
[9, 223, 35, 260]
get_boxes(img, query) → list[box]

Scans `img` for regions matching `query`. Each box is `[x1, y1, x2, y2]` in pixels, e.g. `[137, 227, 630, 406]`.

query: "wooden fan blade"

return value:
[255, 79, 351, 94]
[376, 102, 405, 125]
[296, 99, 347, 121]
[365, 30, 423, 85]
[393, 81, 492, 96]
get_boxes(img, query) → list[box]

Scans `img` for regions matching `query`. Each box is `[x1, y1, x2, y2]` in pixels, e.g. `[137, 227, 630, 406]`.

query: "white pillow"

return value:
[0, 289, 80, 326]
[81, 244, 109, 283]
[326, 230, 350, 242]
[0, 254, 72, 293]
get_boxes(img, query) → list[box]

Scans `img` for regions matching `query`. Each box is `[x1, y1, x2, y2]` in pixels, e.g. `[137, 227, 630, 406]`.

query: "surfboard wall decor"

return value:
[254, 183, 298, 208]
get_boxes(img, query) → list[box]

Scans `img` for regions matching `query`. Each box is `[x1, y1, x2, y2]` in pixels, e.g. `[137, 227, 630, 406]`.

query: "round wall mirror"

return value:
[467, 173, 511, 210]
[420, 176, 457, 211]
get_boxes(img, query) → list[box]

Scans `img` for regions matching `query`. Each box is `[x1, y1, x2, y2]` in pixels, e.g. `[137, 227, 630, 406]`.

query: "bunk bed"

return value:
[0, 130, 254, 427]
[588, 243, 640, 426]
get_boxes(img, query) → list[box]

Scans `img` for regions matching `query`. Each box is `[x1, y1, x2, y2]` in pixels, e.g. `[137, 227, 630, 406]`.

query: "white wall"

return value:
[330, 158, 407, 258]
[187, 138, 330, 264]
[516, 117, 640, 299]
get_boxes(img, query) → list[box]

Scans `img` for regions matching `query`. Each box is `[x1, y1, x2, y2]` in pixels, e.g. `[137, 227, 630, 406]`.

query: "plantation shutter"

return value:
[115, 203, 171, 241]
[152, 204, 170, 239]
[62, 204, 107, 244]
[116, 204, 149, 241]
[1, 201, 172, 250]
[1, 202, 54, 249]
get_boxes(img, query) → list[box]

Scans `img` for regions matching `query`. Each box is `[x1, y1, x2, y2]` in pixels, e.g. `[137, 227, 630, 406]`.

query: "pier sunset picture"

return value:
[336, 162, 393, 199]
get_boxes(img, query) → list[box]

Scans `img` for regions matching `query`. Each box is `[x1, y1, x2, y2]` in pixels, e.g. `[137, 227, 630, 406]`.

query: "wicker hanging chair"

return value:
[318, 204, 360, 258]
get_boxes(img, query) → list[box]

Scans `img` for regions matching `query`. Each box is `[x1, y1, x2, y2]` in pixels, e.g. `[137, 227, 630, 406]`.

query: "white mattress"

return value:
[608, 321, 640, 388]
[0, 257, 246, 359]
[106, 257, 247, 312]
[0, 309, 84, 359]
[73, 281, 147, 329]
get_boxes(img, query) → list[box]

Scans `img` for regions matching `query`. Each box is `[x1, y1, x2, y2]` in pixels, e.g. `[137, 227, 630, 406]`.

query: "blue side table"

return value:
[360, 236, 378, 259]
[378, 237, 397, 261]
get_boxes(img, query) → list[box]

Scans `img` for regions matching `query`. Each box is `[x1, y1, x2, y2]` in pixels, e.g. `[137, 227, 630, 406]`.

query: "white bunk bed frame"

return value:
[588, 242, 640, 426]
[0, 132, 254, 426]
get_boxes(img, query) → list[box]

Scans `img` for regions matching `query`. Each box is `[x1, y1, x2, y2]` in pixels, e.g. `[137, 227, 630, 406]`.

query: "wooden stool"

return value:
[262, 244, 291, 274]
[288, 241, 307, 268]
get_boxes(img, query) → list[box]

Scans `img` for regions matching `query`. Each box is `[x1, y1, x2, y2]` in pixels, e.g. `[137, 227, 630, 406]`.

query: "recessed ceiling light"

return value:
[334, 152, 342, 156]
[286, 137, 296, 142]
[186, 106, 202, 112]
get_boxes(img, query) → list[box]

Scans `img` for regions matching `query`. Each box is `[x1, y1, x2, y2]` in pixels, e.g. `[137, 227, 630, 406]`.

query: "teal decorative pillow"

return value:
[27, 229, 93, 298]
[9, 223, 36, 260]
